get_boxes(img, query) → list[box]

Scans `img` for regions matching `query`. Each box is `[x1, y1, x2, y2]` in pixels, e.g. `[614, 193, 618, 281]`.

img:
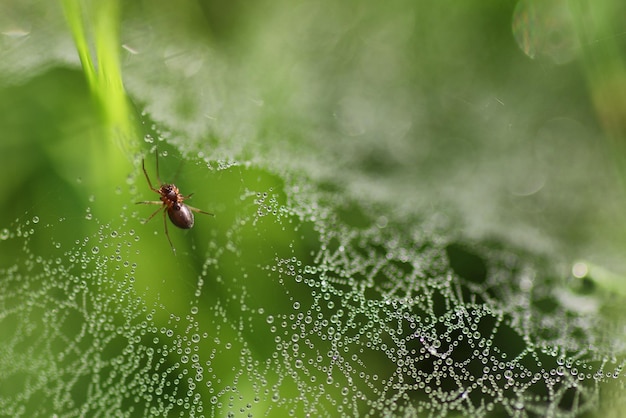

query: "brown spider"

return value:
[136, 150, 213, 253]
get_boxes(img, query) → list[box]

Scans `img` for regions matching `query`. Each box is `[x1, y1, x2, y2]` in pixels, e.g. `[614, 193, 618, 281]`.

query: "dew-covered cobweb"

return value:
[0, 142, 624, 416]
[1, 0, 626, 417]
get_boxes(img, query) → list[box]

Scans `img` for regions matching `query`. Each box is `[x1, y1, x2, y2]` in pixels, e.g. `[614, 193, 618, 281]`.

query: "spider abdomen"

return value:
[168, 204, 195, 229]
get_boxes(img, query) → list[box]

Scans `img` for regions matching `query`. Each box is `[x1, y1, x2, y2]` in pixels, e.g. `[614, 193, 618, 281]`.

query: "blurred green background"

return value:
[1, 0, 625, 416]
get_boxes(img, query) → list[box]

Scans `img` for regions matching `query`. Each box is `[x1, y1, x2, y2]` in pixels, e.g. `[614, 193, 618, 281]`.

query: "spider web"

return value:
[0, 149, 624, 416]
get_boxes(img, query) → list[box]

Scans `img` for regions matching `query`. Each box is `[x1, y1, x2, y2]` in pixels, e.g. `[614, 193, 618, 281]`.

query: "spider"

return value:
[136, 150, 213, 253]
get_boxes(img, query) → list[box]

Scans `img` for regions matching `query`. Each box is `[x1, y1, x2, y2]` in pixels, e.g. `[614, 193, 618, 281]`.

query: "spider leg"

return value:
[162, 208, 176, 254]
[141, 159, 160, 193]
[186, 205, 214, 216]
[136, 200, 163, 205]
[139, 204, 165, 224]
[155, 148, 163, 185]
[180, 193, 213, 215]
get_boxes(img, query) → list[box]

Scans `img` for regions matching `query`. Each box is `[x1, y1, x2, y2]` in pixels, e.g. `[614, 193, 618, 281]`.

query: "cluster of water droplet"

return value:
[0, 165, 624, 417]
[258, 215, 624, 416]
